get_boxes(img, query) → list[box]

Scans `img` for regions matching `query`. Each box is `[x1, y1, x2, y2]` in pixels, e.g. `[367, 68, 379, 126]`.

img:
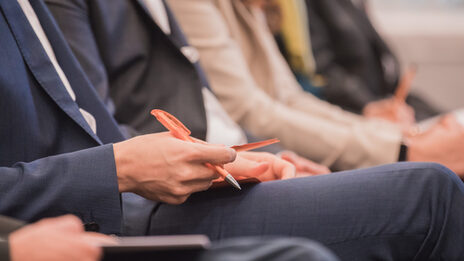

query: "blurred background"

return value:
[369, 0, 464, 111]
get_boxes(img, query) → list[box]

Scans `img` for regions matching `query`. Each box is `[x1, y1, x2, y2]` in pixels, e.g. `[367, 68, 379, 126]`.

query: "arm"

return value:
[0, 145, 122, 234]
[167, 0, 402, 170]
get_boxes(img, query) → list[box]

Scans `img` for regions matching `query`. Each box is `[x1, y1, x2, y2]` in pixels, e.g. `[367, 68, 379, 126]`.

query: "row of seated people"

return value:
[265, 0, 440, 120]
[1, 0, 464, 260]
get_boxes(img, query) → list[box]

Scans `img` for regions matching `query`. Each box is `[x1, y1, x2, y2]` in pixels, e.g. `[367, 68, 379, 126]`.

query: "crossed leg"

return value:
[149, 162, 464, 261]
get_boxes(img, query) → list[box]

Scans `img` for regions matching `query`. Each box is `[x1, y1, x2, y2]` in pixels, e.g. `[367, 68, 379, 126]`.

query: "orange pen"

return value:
[151, 109, 280, 190]
[231, 139, 280, 152]
[395, 65, 417, 103]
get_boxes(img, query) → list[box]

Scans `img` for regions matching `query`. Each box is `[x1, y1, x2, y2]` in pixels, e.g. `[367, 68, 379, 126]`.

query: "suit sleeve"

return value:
[45, 0, 140, 139]
[0, 239, 9, 261]
[0, 144, 122, 235]
[167, 0, 401, 170]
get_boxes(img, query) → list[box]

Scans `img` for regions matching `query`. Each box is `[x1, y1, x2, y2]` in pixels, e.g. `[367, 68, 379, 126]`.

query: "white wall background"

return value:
[368, 0, 464, 111]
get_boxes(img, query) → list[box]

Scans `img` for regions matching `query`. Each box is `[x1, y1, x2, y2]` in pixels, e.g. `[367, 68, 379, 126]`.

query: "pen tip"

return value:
[225, 174, 241, 190]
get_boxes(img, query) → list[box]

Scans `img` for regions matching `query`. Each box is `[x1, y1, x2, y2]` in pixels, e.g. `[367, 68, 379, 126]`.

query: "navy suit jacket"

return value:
[0, 0, 125, 234]
[45, 0, 209, 140]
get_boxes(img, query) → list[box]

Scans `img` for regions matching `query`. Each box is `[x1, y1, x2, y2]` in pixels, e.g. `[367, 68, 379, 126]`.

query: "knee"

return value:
[403, 162, 463, 196]
[414, 162, 459, 186]
[271, 238, 340, 261]
[204, 237, 340, 261]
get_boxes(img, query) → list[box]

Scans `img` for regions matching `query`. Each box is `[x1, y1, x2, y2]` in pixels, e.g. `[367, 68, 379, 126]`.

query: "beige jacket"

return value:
[168, 0, 402, 170]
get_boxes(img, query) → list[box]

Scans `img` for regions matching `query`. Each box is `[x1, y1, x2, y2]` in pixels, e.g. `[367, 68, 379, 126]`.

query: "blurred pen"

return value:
[395, 64, 417, 103]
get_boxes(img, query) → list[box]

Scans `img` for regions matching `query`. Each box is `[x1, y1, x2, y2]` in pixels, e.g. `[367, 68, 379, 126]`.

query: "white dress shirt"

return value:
[17, 0, 97, 134]
[142, 0, 247, 146]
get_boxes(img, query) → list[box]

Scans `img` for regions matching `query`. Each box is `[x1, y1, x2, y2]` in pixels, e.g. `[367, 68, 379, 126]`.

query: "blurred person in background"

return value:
[262, 0, 439, 120]
[168, 0, 464, 174]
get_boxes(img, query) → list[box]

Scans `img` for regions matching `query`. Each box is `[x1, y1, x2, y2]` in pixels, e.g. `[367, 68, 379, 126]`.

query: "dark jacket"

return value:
[0, 0, 123, 235]
[306, 0, 400, 112]
[45, 0, 209, 140]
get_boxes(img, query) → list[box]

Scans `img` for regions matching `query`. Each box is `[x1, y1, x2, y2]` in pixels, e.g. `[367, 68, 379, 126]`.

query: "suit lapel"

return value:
[0, 0, 124, 144]
[30, 0, 125, 144]
[0, 0, 102, 143]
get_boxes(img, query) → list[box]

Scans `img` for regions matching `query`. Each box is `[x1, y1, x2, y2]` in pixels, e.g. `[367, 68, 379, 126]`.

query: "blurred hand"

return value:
[225, 151, 296, 181]
[279, 151, 331, 176]
[10, 215, 116, 261]
[113, 132, 236, 204]
[407, 115, 464, 175]
[363, 98, 415, 131]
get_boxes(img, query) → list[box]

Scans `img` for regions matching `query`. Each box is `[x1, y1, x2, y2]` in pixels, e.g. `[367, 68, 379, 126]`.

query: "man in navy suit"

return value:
[2, 0, 464, 260]
[0, 1, 343, 260]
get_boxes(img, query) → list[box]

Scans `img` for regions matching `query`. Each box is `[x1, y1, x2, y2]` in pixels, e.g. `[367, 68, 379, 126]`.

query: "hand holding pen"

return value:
[363, 65, 417, 131]
[151, 109, 280, 190]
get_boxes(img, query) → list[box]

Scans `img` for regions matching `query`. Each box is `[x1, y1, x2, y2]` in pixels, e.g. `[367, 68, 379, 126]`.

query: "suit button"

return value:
[84, 222, 100, 232]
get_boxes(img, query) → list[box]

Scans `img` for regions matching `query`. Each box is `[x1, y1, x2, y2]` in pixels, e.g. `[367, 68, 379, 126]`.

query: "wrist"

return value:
[112, 142, 134, 193]
[404, 134, 422, 162]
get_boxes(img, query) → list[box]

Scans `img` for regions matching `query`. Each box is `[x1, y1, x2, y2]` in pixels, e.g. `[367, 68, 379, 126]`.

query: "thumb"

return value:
[191, 143, 237, 165]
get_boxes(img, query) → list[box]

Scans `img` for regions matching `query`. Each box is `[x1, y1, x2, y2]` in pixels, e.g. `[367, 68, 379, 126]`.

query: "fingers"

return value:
[179, 164, 220, 181]
[440, 114, 460, 128]
[281, 151, 330, 175]
[224, 154, 269, 178]
[38, 215, 84, 232]
[182, 179, 215, 193]
[76, 241, 103, 261]
[82, 233, 119, 246]
[190, 142, 237, 165]
[273, 158, 296, 180]
[191, 137, 208, 144]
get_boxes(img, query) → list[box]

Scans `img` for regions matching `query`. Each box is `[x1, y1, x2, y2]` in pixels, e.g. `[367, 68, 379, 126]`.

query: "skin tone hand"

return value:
[9, 215, 116, 261]
[225, 151, 296, 181]
[363, 98, 416, 132]
[113, 132, 236, 204]
[407, 115, 464, 176]
[279, 151, 331, 176]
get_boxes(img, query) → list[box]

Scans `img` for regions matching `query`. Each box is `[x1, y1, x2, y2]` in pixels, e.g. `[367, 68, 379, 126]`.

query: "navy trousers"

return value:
[147, 163, 464, 261]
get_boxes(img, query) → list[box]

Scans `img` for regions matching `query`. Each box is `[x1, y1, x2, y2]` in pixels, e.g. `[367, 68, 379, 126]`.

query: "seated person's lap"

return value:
[148, 162, 464, 260]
